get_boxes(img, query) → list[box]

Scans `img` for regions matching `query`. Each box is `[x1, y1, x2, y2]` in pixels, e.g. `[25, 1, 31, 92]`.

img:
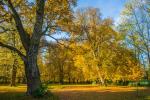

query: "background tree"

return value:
[118, 0, 150, 79]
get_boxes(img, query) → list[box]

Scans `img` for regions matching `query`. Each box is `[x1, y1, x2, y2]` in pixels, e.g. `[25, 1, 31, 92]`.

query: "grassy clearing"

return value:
[0, 85, 149, 100]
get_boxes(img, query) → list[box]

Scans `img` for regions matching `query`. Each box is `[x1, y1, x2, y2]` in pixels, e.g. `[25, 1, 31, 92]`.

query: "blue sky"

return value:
[28, 0, 127, 40]
[75, 0, 126, 23]
[28, 0, 126, 23]
[50, 0, 127, 40]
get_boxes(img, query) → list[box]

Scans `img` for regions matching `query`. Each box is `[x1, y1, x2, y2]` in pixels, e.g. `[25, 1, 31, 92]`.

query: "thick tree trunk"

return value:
[24, 61, 41, 95]
[24, 46, 41, 95]
[23, 0, 45, 94]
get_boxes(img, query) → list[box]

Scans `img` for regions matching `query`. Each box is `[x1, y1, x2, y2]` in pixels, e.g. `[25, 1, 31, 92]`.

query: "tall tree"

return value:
[119, 0, 150, 79]
[0, 0, 76, 96]
[74, 8, 119, 85]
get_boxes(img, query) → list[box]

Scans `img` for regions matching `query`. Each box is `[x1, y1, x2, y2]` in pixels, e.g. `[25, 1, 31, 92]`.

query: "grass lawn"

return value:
[0, 85, 149, 100]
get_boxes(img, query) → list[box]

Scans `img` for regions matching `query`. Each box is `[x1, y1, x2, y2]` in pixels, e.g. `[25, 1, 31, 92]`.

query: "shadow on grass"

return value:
[53, 87, 150, 100]
[0, 91, 59, 100]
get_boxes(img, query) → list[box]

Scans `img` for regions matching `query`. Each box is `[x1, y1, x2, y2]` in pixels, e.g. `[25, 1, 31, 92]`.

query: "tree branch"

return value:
[32, 0, 45, 39]
[0, 0, 4, 5]
[0, 41, 26, 61]
[7, 0, 30, 51]
[0, 19, 5, 23]
[0, 26, 15, 34]
[43, 34, 76, 52]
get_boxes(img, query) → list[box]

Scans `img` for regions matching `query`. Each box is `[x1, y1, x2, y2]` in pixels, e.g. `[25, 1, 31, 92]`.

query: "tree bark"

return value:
[23, 0, 45, 95]
[23, 43, 42, 95]
[24, 51, 41, 95]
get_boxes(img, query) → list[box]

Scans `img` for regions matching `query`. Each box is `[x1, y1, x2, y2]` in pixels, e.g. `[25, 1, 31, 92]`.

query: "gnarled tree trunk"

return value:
[24, 47, 41, 95]
[24, 0, 45, 95]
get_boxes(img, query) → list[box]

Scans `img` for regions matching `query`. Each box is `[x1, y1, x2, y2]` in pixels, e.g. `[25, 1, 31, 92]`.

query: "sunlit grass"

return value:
[145, 96, 150, 100]
[0, 85, 149, 100]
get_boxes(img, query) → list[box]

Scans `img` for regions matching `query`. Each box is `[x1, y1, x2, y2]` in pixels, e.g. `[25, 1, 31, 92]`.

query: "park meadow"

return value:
[0, 0, 150, 100]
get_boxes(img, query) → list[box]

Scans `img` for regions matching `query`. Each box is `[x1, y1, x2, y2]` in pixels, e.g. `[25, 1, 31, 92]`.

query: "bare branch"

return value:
[43, 34, 77, 52]
[44, 34, 65, 45]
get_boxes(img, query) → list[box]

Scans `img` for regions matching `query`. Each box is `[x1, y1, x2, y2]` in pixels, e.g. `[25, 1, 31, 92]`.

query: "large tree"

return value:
[0, 0, 76, 96]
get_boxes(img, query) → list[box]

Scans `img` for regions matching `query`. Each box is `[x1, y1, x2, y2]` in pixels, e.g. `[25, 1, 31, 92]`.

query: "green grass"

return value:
[48, 84, 98, 89]
[145, 96, 150, 100]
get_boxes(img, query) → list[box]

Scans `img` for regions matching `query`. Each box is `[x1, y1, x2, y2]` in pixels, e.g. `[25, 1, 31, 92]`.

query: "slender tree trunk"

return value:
[68, 77, 71, 84]
[146, 51, 150, 79]
[59, 66, 64, 84]
[98, 71, 106, 86]
[11, 31, 17, 86]
[11, 58, 18, 86]
[99, 76, 105, 86]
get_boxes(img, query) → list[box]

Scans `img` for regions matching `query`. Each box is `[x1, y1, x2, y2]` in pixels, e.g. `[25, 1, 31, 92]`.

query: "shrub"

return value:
[33, 84, 48, 98]
[128, 80, 150, 87]
[128, 82, 138, 87]
[139, 80, 150, 86]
